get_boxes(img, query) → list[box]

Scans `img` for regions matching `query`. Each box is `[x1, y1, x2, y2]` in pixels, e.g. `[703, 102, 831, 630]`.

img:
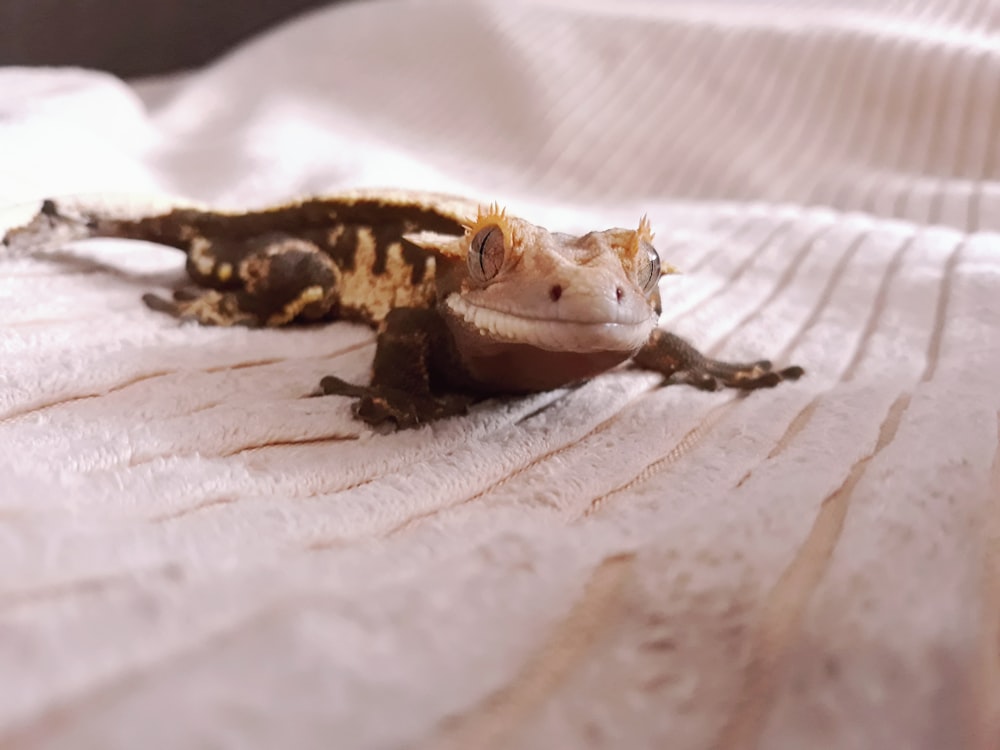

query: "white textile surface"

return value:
[1, 1, 999, 748]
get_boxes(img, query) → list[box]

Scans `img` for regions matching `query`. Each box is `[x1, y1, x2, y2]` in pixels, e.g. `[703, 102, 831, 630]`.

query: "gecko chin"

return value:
[456, 342, 638, 393]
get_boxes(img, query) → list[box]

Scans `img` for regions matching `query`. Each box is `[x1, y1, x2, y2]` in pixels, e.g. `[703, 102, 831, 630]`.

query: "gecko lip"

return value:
[445, 295, 656, 353]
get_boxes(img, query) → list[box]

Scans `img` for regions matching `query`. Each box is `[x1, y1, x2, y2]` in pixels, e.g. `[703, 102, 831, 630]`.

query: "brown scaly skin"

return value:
[2, 191, 803, 429]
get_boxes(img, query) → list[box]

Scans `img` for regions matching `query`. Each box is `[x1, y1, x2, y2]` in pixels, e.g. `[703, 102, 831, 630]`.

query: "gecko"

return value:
[2, 190, 803, 428]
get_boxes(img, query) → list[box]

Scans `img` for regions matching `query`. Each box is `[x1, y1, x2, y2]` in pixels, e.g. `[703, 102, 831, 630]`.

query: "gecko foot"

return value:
[318, 375, 472, 429]
[142, 290, 260, 326]
[679, 359, 804, 391]
[634, 330, 804, 393]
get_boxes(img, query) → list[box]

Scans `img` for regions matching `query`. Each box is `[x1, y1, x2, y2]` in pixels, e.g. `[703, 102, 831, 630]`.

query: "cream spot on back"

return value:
[337, 229, 436, 322]
[190, 237, 215, 276]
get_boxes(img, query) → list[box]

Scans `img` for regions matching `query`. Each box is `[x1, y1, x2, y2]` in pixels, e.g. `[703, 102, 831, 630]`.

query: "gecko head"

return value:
[426, 203, 676, 352]
[405, 203, 678, 391]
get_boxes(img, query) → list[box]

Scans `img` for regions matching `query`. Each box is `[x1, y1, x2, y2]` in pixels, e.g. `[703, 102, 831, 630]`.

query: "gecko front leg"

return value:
[633, 329, 804, 390]
[319, 307, 475, 429]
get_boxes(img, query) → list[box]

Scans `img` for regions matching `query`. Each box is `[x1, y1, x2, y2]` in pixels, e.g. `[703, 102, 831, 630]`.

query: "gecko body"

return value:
[3, 191, 803, 427]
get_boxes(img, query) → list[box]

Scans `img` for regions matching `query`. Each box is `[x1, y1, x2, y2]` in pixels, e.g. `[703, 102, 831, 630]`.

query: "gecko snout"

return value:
[549, 283, 626, 304]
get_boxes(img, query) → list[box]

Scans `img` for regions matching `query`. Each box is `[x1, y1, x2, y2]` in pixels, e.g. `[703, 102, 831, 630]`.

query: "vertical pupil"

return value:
[478, 227, 498, 277]
[479, 229, 491, 274]
[646, 246, 660, 290]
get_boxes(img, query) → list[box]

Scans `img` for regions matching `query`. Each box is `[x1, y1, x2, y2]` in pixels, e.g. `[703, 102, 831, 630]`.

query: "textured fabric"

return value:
[1, 1, 999, 748]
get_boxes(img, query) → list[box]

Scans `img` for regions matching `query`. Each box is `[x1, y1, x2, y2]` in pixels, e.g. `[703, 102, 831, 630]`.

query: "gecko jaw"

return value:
[444, 294, 657, 354]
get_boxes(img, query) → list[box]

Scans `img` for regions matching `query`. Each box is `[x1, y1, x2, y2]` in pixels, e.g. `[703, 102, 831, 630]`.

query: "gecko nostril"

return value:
[549, 284, 563, 302]
[615, 286, 624, 302]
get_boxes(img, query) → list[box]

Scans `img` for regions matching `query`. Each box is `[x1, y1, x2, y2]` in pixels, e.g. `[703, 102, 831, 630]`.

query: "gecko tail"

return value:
[2, 198, 98, 254]
[1, 194, 196, 255]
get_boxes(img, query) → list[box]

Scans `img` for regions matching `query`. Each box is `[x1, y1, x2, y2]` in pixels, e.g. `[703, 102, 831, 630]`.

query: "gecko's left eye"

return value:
[637, 240, 661, 294]
[468, 225, 506, 283]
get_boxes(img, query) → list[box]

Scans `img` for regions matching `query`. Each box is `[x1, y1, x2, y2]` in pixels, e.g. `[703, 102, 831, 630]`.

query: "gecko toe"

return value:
[172, 288, 201, 302]
[356, 398, 405, 429]
[142, 292, 179, 315]
[779, 365, 805, 380]
[682, 371, 721, 391]
[319, 375, 369, 398]
[731, 370, 783, 389]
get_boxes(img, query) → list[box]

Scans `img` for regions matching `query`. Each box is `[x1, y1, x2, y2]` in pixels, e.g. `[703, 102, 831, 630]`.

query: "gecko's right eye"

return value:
[468, 225, 505, 283]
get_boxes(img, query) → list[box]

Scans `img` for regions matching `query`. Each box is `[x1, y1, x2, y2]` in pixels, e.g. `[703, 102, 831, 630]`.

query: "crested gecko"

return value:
[3, 191, 803, 428]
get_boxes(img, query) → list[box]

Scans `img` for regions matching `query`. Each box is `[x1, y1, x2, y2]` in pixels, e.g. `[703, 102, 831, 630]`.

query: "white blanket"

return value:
[2, 1, 999, 748]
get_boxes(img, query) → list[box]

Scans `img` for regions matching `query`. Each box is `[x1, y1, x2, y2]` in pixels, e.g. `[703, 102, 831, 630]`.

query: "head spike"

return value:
[624, 214, 656, 260]
[637, 214, 655, 244]
[466, 201, 515, 248]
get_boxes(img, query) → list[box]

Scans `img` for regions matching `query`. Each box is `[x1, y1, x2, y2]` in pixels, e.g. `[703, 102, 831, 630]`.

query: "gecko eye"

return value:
[637, 240, 661, 294]
[468, 225, 505, 282]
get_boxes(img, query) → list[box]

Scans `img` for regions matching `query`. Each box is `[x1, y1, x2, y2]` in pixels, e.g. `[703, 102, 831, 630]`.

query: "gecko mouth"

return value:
[444, 295, 656, 354]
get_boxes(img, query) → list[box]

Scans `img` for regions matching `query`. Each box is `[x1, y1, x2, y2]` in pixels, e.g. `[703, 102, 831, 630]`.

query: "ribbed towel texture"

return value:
[1, 1, 999, 748]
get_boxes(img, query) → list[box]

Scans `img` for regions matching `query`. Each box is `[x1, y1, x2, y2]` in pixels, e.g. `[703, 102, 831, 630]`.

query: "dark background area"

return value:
[0, 0, 340, 78]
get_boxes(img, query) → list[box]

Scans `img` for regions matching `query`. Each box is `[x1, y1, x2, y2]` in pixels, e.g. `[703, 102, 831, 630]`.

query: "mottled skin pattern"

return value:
[3, 191, 803, 428]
